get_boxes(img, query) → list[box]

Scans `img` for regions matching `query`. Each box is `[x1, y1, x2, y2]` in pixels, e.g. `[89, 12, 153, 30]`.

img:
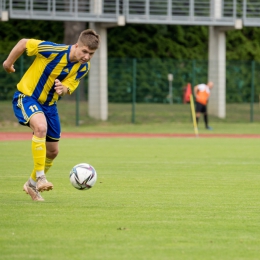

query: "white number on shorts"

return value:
[29, 105, 39, 112]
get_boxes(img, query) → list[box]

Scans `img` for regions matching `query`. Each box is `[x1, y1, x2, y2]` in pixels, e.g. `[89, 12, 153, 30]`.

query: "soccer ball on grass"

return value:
[69, 163, 97, 190]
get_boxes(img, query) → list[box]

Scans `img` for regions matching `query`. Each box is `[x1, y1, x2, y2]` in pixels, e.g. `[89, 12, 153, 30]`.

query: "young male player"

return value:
[194, 81, 214, 130]
[3, 29, 100, 201]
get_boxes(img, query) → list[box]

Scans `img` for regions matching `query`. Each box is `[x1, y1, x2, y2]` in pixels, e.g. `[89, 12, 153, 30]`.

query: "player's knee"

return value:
[33, 124, 47, 137]
[53, 148, 59, 158]
[47, 148, 59, 159]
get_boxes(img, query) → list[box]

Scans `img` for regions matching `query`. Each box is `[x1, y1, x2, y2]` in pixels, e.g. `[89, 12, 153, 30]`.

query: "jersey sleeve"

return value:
[26, 39, 44, 56]
[62, 71, 89, 94]
[62, 77, 80, 94]
[62, 63, 90, 94]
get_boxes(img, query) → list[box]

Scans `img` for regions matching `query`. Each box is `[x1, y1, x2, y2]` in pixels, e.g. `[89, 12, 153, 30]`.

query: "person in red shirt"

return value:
[194, 81, 214, 130]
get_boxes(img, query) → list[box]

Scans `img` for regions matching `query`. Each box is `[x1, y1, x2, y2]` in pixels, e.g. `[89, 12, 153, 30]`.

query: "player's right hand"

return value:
[3, 61, 15, 73]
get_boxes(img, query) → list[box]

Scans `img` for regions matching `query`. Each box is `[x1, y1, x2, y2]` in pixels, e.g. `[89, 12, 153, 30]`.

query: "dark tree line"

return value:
[2, 19, 260, 60]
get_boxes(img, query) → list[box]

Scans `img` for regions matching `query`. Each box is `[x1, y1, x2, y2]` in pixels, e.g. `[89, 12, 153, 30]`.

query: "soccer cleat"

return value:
[36, 175, 53, 192]
[23, 180, 44, 201]
[206, 126, 213, 130]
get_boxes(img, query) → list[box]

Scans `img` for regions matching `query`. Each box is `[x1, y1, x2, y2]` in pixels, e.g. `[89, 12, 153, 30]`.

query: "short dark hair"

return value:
[78, 29, 100, 50]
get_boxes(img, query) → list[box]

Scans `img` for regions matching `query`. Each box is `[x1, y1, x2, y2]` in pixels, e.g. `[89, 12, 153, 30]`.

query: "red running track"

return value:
[0, 132, 260, 141]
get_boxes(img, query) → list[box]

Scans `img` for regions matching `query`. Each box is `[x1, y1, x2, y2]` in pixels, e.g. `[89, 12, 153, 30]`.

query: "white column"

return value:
[90, 0, 102, 14]
[88, 22, 108, 120]
[213, 0, 222, 18]
[88, 0, 107, 120]
[208, 0, 225, 118]
[208, 0, 242, 118]
[208, 26, 226, 118]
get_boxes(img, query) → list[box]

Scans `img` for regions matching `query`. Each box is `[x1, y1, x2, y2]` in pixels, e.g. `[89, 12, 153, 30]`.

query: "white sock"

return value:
[29, 178, 36, 186]
[36, 170, 44, 178]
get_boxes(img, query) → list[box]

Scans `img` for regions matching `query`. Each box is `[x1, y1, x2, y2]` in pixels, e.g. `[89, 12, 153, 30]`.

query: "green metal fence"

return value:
[1, 54, 259, 124]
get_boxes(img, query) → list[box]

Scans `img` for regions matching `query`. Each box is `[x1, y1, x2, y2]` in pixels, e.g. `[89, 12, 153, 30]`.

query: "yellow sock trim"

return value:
[31, 135, 46, 174]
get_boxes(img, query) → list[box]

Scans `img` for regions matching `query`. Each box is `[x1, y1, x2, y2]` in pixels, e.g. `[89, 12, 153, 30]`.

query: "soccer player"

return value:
[194, 81, 214, 130]
[3, 29, 100, 201]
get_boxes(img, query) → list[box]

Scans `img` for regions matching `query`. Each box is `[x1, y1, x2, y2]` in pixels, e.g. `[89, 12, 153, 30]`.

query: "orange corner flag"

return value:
[183, 83, 192, 104]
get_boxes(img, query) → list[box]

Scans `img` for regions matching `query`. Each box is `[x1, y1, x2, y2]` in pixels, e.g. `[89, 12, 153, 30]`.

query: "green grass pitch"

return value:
[0, 137, 260, 260]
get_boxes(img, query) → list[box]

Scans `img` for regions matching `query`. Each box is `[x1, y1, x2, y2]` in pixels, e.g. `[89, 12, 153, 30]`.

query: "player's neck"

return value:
[69, 45, 77, 63]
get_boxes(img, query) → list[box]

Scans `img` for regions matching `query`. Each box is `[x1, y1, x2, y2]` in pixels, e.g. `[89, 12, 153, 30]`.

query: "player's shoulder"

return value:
[75, 62, 90, 71]
[27, 39, 63, 50]
[26, 39, 44, 47]
[197, 83, 207, 90]
[73, 62, 90, 80]
[38, 41, 68, 50]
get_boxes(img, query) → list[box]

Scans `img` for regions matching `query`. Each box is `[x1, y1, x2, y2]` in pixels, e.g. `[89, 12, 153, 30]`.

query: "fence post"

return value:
[132, 58, 136, 124]
[168, 73, 173, 104]
[250, 60, 255, 122]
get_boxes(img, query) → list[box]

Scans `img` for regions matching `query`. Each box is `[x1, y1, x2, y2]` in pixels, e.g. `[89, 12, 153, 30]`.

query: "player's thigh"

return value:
[202, 105, 207, 113]
[42, 105, 61, 141]
[195, 102, 203, 113]
[12, 91, 45, 126]
[29, 113, 48, 135]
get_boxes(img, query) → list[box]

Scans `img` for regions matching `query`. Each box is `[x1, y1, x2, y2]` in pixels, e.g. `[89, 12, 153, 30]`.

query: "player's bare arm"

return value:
[54, 79, 69, 96]
[3, 39, 28, 73]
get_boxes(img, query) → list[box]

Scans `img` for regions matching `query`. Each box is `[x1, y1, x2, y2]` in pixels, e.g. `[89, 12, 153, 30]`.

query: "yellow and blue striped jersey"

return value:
[17, 39, 90, 106]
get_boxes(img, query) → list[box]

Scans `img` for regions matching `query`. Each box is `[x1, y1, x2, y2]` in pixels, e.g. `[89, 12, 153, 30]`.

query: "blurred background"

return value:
[1, 0, 260, 126]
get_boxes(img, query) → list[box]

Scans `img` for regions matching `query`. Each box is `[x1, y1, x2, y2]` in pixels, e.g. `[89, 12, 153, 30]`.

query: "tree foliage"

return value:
[108, 24, 260, 61]
[107, 24, 208, 59]
[226, 27, 260, 60]
[0, 20, 64, 54]
[2, 19, 260, 60]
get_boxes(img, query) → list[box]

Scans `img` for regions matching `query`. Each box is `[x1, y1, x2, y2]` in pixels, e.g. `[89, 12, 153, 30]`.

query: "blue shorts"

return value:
[12, 91, 61, 141]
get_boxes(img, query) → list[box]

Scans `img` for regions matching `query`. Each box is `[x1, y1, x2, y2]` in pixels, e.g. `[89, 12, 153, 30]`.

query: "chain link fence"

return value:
[1, 54, 260, 124]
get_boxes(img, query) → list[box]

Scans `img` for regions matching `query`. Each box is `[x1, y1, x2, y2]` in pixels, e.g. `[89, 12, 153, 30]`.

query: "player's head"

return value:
[78, 29, 100, 50]
[74, 29, 100, 64]
[207, 81, 214, 89]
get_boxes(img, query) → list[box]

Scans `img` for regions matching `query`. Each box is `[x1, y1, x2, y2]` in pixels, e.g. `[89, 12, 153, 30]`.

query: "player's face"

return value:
[75, 44, 96, 64]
